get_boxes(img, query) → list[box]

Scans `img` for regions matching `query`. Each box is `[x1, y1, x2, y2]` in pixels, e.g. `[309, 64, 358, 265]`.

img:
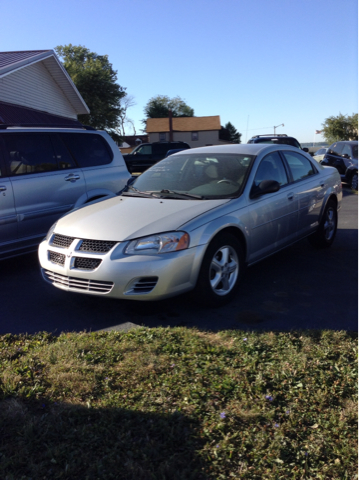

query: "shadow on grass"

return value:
[0, 397, 208, 480]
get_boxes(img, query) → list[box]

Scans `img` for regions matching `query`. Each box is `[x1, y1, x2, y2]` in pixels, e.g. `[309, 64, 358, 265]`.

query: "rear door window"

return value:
[59, 133, 113, 167]
[282, 151, 317, 182]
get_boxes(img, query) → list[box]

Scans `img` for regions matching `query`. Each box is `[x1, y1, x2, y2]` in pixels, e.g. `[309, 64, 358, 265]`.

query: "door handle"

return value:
[65, 174, 80, 182]
[0, 186, 6, 192]
[287, 192, 294, 201]
[319, 182, 325, 188]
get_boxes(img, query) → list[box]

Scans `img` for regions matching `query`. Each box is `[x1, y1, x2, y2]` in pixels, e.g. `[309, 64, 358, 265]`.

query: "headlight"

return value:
[125, 231, 189, 255]
[45, 222, 57, 241]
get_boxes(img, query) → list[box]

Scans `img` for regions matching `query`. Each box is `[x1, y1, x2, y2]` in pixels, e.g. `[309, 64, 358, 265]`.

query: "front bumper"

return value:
[38, 236, 206, 301]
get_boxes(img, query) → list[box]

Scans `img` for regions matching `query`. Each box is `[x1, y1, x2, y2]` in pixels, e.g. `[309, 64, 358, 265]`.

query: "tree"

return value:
[224, 122, 242, 143]
[55, 44, 127, 141]
[117, 94, 136, 136]
[143, 95, 194, 120]
[321, 113, 358, 144]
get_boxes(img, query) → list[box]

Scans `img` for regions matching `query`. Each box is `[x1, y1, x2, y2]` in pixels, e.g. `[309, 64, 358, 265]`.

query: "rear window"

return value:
[59, 133, 113, 167]
[328, 143, 344, 156]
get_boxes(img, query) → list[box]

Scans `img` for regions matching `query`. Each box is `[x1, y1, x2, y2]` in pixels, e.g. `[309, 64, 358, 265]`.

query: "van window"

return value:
[3, 134, 57, 175]
[60, 133, 113, 167]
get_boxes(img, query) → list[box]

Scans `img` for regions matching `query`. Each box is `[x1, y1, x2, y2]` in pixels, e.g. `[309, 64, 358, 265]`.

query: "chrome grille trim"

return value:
[52, 234, 75, 249]
[43, 270, 113, 293]
[48, 250, 65, 266]
[73, 257, 102, 270]
[79, 239, 117, 253]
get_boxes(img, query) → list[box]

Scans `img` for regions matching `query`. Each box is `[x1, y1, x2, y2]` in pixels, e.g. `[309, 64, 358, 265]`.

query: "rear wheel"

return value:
[194, 233, 244, 307]
[350, 172, 358, 191]
[308, 200, 337, 248]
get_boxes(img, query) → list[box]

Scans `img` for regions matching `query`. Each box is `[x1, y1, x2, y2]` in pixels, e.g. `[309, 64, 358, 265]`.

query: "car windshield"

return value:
[127, 153, 255, 199]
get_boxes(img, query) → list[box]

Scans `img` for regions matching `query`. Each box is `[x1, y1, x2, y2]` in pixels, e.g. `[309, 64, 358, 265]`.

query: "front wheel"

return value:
[194, 233, 244, 307]
[308, 200, 338, 248]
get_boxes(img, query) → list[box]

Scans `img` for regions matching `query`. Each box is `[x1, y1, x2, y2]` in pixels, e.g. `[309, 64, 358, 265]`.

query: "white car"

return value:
[312, 147, 328, 162]
[39, 144, 342, 306]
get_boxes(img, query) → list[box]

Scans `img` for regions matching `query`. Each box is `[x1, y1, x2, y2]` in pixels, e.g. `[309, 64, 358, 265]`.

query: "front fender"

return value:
[73, 189, 117, 209]
[189, 212, 249, 258]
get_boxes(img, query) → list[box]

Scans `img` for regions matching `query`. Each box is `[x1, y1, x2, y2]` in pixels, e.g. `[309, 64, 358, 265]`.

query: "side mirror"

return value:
[250, 180, 280, 198]
[342, 153, 350, 159]
[302, 147, 309, 153]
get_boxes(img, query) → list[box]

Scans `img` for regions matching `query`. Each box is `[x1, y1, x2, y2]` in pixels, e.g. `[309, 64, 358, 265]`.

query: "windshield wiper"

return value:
[159, 189, 203, 199]
[121, 185, 160, 198]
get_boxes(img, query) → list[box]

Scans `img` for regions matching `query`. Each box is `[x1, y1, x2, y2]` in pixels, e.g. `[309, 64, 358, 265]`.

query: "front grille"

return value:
[49, 250, 65, 266]
[43, 270, 113, 294]
[79, 239, 117, 253]
[74, 257, 102, 270]
[52, 234, 75, 249]
[127, 277, 158, 295]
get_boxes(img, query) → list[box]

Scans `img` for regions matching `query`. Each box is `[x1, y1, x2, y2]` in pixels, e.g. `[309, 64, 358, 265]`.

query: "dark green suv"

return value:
[124, 141, 190, 173]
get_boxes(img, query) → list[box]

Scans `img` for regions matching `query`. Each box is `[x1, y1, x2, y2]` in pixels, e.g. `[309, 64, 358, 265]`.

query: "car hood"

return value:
[55, 195, 229, 241]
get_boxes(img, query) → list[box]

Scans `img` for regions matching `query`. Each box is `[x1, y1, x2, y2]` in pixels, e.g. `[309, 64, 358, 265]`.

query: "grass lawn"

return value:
[0, 327, 357, 479]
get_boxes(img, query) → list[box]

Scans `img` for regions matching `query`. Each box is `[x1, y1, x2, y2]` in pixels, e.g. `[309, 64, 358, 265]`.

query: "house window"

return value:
[159, 132, 166, 141]
[191, 132, 199, 141]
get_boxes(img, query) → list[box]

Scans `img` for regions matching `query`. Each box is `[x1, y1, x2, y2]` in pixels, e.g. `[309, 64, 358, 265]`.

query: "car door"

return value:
[2, 133, 86, 243]
[247, 151, 298, 263]
[281, 150, 325, 237]
[57, 132, 124, 195]
[0, 138, 18, 253]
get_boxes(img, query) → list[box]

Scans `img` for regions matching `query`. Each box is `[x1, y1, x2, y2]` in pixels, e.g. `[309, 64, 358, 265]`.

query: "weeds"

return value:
[0, 328, 357, 479]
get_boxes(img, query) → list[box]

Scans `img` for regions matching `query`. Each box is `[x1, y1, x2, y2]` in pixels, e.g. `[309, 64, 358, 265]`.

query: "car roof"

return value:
[171, 143, 306, 156]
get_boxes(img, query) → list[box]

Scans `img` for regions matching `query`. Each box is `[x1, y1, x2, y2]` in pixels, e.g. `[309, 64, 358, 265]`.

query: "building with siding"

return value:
[146, 116, 230, 148]
[0, 50, 89, 126]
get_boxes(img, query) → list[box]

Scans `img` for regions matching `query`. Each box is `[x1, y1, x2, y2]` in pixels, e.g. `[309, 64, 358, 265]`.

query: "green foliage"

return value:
[224, 122, 242, 143]
[0, 328, 357, 479]
[321, 113, 358, 143]
[55, 44, 127, 141]
[143, 95, 194, 121]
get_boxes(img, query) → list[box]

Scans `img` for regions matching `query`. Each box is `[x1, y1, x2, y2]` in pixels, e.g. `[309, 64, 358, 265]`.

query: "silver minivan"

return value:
[0, 127, 130, 259]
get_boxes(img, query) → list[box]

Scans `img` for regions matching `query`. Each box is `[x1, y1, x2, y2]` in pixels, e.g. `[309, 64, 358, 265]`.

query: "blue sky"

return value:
[1, 0, 357, 143]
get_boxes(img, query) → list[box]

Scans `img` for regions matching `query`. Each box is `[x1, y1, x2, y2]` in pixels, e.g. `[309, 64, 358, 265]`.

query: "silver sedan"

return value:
[38, 144, 342, 306]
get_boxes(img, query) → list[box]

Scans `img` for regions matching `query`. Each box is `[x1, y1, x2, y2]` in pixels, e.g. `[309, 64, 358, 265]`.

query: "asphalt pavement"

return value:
[1, 188, 357, 335]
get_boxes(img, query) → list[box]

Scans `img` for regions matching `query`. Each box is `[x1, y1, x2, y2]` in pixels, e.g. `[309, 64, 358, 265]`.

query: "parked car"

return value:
[39, 143, 342, 306]
[0, 126, 130, 259]
[312, 147, 328, 162]
[321, 141, 358, 190]
[165, 148, 189, 158]
[123, 141, 190, 173]
[248, 134, 309, 152]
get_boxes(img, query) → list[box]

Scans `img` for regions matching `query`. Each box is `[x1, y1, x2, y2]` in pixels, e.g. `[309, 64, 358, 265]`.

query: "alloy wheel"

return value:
[209, 245, 239, 296]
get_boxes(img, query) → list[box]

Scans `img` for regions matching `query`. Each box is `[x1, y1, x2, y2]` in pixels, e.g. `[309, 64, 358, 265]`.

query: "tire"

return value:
[194, 232, 244, 307]
[308, 200, 338, 249]
[350, 172, 358, 191]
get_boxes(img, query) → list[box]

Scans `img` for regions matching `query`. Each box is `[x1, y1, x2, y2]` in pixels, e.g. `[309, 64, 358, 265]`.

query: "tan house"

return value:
[0, 50, 89, 126]
[146, 115, 230, 148]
